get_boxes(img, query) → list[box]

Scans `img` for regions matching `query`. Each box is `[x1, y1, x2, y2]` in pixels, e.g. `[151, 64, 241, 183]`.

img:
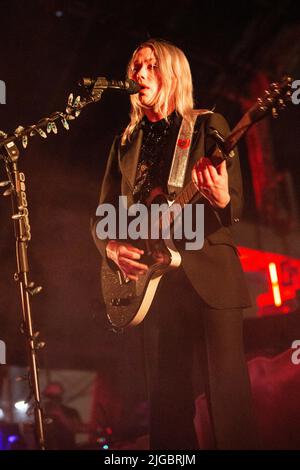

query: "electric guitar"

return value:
[100, 76, 293, 329]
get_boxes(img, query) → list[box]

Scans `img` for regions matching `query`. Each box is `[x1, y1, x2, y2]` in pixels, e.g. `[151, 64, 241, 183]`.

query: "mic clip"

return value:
[80, 77, 105, 102]
[90, 78, 105, 101]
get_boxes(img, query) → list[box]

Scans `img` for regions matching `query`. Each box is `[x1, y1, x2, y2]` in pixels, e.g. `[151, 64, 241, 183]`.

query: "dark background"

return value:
[0, 0, 300, 372]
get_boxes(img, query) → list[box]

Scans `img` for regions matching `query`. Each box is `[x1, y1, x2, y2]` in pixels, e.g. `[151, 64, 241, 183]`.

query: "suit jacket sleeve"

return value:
[204, 112, 244, 228]
[90, 136, 121, 258]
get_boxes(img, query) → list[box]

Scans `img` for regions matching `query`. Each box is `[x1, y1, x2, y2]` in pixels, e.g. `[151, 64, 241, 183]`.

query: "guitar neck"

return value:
[165, 73, 293, 216]
[173, 180, 198, 208]
[223, 104, 264, 155]
[172, 107, 256, 208]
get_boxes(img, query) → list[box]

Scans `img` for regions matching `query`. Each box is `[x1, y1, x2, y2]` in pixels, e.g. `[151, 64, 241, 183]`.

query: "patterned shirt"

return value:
[133, 112, 181, 203]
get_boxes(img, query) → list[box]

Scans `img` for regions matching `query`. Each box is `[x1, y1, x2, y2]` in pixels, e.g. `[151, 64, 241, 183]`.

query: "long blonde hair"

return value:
[121, 39, 195, 145]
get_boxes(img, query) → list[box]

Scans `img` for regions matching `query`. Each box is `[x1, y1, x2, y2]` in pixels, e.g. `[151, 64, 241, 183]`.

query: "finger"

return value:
[126, 274, 139, 281]
[119, 264, 147, 280]
[195, 159, 205, 173]
[119, 257, 148, 271]
[202, 158, 220, 182]
[197, 170, 204, 186]
[124, 245, 144, 255]
[202, 157, 222, 178]
[191, 168, 198, 186]
[126, 245, 144, 254]
[201, 157, 216, 171]
[202, 166, 214, 186]
[206, 163, 219, 182]
[202, 157, 212, 166]
[120, 247, 143, 260]
[217, 159, 227, 176]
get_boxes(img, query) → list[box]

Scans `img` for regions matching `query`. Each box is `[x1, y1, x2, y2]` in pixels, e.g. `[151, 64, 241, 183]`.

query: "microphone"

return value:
[79, 77, 141, 95]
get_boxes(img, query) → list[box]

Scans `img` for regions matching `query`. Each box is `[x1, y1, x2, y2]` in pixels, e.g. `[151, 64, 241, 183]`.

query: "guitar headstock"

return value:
[251, 75, 293, 122]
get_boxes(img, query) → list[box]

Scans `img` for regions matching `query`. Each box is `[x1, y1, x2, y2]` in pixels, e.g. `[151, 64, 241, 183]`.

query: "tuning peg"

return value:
[36, 341, 46, 350]
[67, 93, 74, 106]
[11, 213, 23, 220]
[272, 107, 278, 118]
[14, 125, 25, 137]
[22, 135, 28, 148]
[51, 122, 58, 134]
[73, 95, 81, 116]
[46, 122, 52, 133]
[0, 130, 8, 138]
[278, 99, 286, 109]
[27, 285, 43, 296]
[66, 93, 74, 114]
[73, 97, 82, 117]
[3, 187, 12, 196]
[37, 128, 47, 139]
[0, 180, 10, 187]
[61, 116, 70, 130]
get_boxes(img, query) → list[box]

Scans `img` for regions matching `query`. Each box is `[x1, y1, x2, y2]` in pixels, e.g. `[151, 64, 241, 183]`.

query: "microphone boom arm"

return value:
[0, 87, 103, 151]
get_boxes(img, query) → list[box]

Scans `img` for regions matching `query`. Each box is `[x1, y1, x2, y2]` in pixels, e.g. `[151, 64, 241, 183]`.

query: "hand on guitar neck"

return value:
[106, 240, 149, 281]
[192, 158, 230, 209]
[106, 158, 229, 283]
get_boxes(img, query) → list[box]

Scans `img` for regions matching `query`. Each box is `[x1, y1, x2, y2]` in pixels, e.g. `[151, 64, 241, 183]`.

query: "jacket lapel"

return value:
[119, 128, 143, 191]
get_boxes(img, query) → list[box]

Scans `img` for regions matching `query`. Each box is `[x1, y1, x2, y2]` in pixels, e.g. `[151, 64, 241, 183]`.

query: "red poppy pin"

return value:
[177, 138, 191, 149]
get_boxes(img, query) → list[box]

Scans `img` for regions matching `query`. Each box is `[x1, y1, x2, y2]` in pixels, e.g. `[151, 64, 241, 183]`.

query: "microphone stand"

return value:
[0, 83, 104, 449]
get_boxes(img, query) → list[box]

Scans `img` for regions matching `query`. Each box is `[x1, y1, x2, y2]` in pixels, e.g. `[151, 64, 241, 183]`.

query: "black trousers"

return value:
[142, 267, 258, 450]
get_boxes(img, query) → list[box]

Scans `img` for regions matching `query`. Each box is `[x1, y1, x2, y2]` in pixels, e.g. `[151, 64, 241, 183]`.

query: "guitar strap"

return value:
[167, 109, 212, 195]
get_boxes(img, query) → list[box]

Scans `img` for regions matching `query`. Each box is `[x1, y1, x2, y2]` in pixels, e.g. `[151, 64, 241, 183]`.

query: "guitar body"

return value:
[101, 236, 181, 329]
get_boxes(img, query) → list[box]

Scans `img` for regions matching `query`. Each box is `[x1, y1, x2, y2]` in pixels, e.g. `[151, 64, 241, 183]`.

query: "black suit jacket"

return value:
[91, 112, 251, 309]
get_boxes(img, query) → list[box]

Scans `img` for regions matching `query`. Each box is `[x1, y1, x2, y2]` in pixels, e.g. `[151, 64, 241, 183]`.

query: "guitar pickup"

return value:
[111, 297, 132, 307]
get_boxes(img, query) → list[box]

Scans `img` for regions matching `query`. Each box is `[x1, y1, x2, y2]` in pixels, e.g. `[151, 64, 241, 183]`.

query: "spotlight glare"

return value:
[14, 401, 28, 412]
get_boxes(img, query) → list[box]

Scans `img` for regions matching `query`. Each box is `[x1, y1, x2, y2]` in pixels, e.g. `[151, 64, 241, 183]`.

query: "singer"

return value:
[91, 39, 259, 450]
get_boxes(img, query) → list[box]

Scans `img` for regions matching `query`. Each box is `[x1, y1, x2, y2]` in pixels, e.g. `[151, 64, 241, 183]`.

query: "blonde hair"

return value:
[121, 39, 195, 145]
